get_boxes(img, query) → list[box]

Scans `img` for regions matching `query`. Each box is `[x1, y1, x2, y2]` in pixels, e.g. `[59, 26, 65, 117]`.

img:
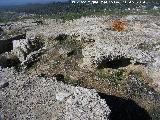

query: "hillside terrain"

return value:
[0, 1, 160, 22]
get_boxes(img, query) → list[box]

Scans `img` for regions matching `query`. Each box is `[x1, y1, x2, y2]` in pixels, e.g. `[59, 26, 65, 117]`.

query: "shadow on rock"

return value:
[0, 55, 20, 68]
[97, 56, 132, 69]
[98, 93, 151, 120]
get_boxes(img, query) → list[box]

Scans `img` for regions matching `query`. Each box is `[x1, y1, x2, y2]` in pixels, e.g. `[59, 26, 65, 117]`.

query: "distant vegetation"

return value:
[0, 1, 160, 22]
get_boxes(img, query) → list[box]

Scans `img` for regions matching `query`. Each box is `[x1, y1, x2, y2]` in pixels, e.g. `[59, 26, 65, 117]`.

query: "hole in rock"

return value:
[0, 27, 3, 34]
[0, 55, 20, 68]
[97, 56, 131, 69]
[53, 74, 64, 82]
[0, 40, 13, 54]
[98, 93, 151, 120]
[67, 50, 76, 57]
[0, 34, 26, 54]
[0, 82, 9, 89]
[8, 33, 26, 41]
[33, 20, 43, 25]
[37, 73, 47, 78]
[55, 34, 68, 44]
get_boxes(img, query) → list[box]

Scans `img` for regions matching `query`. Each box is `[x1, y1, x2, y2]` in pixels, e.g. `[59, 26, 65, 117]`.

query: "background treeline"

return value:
[0, 0, 160, 22]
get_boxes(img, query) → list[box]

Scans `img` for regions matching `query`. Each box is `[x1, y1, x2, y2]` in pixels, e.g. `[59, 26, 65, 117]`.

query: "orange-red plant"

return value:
[111, 20, 125, 32]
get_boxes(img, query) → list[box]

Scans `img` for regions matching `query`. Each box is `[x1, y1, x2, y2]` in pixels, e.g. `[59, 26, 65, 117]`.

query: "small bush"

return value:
[138, 43, 153, 51]
[129, 70, 143, 79]
[55, 34, 68, 44]
[108, 69, 124, 81]
[111, 19, 125, 32]
[35, 33, 46, 47]
[97, 69, 124, 82]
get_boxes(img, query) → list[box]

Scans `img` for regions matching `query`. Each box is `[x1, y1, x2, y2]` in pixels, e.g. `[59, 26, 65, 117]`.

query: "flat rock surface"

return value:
[0, 68, 110, 120]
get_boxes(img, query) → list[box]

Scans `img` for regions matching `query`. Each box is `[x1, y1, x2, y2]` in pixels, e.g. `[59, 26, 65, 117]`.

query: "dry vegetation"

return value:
[111, 19, 125, 32]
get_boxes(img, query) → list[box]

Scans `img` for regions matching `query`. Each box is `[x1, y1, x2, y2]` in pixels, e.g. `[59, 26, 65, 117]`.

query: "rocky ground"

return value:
[0, 67, 110, 120]
[0, 15, 160, 120]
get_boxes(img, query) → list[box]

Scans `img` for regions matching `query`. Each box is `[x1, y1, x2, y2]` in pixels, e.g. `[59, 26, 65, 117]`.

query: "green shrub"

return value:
[97, 69, 124, 82]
